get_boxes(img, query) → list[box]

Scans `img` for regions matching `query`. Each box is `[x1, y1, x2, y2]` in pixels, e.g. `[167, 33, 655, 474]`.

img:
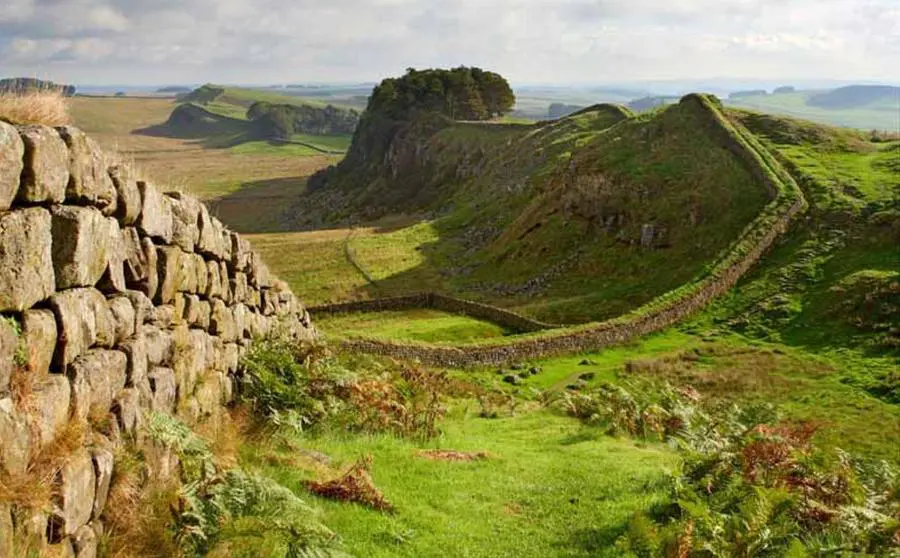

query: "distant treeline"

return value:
[0, 77, 75, 96]
[368, 67, 515, 121]
[247, 101, 360, 138]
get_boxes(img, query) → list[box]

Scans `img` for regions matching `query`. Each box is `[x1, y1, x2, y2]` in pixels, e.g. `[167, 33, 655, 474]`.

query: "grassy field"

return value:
[317, 309, 512, 343]
[69, 96, 337, 231]
[725, 90, 898, 131]
[241, 402, 676, 558]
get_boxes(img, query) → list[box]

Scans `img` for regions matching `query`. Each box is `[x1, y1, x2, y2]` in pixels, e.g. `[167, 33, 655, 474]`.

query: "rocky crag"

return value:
[0, 121, 314, 556]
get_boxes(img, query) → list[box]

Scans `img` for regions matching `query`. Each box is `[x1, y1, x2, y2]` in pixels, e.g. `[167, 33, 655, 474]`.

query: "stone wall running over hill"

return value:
[0, 122, 314, 556]
[329, 95, 808, 367]
[309, 293, 558, 333]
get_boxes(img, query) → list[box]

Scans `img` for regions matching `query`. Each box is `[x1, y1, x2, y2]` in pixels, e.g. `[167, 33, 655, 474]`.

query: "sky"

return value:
[0, 0, 898, 86]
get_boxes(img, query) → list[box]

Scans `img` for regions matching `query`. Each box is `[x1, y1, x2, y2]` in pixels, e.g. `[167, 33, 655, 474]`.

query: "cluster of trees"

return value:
[247, 101, 360, 139]
[367, 67, 515, 121]
[0, 77, 75, 96]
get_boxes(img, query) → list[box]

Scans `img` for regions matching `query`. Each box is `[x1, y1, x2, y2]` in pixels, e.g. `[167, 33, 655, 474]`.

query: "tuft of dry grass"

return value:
[0, 418, 86, 508]
[307, 455, 393, 511]
[0, 91, 70, 127]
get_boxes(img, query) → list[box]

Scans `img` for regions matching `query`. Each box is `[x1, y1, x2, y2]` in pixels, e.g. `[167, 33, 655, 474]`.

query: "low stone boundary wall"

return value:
[329, 94, 808, 367]
[0, 122, 314, 555]
[309, 292, 557, 333]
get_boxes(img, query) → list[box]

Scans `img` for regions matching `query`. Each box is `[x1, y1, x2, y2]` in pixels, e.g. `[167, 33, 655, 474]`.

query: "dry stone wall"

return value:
[330, 95, 808, 367]
[0, 122, 314, 556]
[309, 292, 557, 333]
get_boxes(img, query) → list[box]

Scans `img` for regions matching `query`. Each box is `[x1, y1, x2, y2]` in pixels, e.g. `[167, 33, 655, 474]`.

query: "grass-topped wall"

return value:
[330, 94, 808, 366]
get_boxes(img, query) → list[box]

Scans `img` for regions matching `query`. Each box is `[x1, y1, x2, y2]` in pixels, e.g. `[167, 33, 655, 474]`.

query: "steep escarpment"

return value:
[0, 121, 313, 555]
[298, 90, 773, 324]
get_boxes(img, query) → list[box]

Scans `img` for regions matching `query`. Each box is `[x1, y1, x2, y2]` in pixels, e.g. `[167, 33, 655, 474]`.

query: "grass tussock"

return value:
[0, 419, 86, 508]
[0, 90, 70, 127]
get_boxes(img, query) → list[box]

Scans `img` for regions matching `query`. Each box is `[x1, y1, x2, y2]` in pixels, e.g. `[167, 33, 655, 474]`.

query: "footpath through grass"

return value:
[241, 407, 675, 558]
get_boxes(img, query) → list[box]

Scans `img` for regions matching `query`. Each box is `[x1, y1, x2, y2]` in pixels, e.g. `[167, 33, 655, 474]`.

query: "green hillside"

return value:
[294, 97, 771, 323]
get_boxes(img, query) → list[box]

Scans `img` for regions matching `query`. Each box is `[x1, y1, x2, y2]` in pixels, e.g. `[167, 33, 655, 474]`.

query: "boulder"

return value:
[108, 164, 141, 226]
[0, 397, 32, 476]
[50, 206, 112, 289]
[21, 309, 57, 376]
[0, 121, 24, 210]
[49, 288, 115, 367]
[91, 446, 114, 518]
[17, 125, 68, 204]
[147, 367, 176, 412]
[31, 375, 71, 447]
[57, 127, 116, 214]
[0, 207, 55, 312]
[136, 182, 173, 243]
[0, 319, 17, 395]
[107, 296, 135, 344]
[53, 449, 96, 536]
[166, 192, 200, 252]
[70, 349, 127, 422]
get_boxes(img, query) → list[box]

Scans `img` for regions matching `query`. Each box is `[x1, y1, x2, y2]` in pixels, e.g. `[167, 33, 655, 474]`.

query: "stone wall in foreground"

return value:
[0, 121, 314, 556]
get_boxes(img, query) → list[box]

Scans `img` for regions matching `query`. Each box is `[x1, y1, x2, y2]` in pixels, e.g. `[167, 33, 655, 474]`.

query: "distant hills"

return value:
[807, 85, 899, 109]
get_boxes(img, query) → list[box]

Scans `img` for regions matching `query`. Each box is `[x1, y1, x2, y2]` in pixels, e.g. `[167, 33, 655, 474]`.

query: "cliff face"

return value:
[0, 121, 314, 555]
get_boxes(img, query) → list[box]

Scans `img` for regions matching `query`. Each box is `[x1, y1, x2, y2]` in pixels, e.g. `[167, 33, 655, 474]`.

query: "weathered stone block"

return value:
[223, 343, 240, 374]
[108, 164, 141, 226]
[0, 122, 24, 210]
[72, 523, 98, 558]
[155, 245, 183, 305]
[107, 296, 135, 344]
[148, 366, 176, 412]
[210, 299, 237, 342]
[233, 303, 249, 340]
[21, 308, 57, 376]
[121, 228, 157, 298]
[0, 207, 55, 312]
[192, 254, 208, 295]
[205, 260, 221, 299]
[112, 388, 140, 434]
[91, 446, 113, 519]
[230, 232, 251, 271]
[53, 448, 96, 536]
[197, 205, 226, 258]
[166, 192, 201, 253]
[0, 319, 17, 395]
[248, 252, 272, 288]
[0, 502, 12, 558]
[149, 304, 176, 329]
[31, 375, 71, 447]
[144, 327, 174, 366]
[219, 262, 232, 304]
[173, 328, 209, 399]
[57, 127, 116, 214]
[98, 217, 126, 294]
[118, 332, 148, 388]
[18, 125, 68, 204]
[136, 182, 173, 242]
[124, 289, 153, 327]
[0, 397, 32, 476]
[70, 349, 127, 422]
[51, 206, 111, 289]
[50, 288, 115, 367]
[230, 271, 248, 303]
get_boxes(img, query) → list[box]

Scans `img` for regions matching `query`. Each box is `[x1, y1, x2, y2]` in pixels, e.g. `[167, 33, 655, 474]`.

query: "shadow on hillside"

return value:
[207, 177, 307, 234]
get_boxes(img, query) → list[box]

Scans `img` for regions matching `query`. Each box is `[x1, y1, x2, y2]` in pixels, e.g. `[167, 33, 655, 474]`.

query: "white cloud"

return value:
[0, 0, 896, 84]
